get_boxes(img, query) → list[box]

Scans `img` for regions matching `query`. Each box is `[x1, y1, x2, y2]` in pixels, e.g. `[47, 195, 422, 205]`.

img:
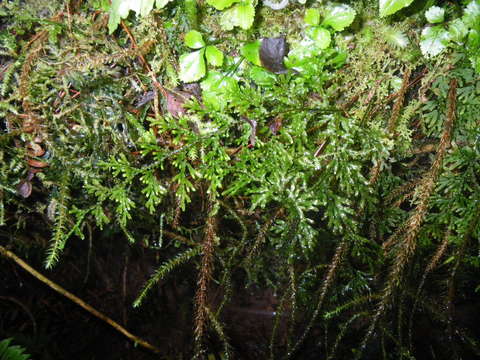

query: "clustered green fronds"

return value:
[1, 0, 480, 359]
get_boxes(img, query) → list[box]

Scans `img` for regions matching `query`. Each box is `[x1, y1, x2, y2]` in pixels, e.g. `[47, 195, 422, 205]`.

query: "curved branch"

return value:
[0, 245, 161, 354]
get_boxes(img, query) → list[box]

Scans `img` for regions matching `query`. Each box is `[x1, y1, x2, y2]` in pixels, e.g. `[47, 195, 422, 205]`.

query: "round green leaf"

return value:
[179, 49, 206, 83]
[249, 66, 276, 86]
[156, 0, 173, 8]
[206, 0, 238, 10]
[205, 45, 224, 67]
[321, 4, 356, 32]
[309, 26, 331, 50]
[463, 0, 480, 28]
[184, 30, 205, 49]
[241, 40, 262, 66]
[201, 71, 238, 110]
[425, 6, 445, 24]
[304, 8, 320, 26]
[220, 2, 255, 30]
[379, 0, 414, 18]
[286, 38, 317, 62]
[420, 26, 451, 57]
[139, 0, 155, 16]
[448, 19, 468, 43]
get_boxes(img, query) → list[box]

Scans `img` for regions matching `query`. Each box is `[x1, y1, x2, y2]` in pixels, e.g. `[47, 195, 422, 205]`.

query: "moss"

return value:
[1, 1, 480, 359]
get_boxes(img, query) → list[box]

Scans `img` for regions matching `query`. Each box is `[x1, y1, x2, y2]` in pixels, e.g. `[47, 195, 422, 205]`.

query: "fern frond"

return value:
[133, 246, 201, 308]
[205, 306, 232, 360]
[44, 186, 70, 269]
[327, 313, 366, 360]
[0, 338, 30, 360]
[246, 207, 283, 263]
[1, 59, 22, 97]
[369, 68, 411, 185]
[287, 238, 349, 359]
[407, 229, 450, 348]
[216, 201, 249, 314]
[270, 285, 291, 360]
[286, 264, 297, 350]
[0, 192, 4, 227]
[323, 294, 380, 320]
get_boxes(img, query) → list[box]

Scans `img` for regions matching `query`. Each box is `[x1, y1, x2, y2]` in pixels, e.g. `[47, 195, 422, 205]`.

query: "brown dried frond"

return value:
[64, 42, 153, 74]
[19, 13, 64, 109]
[385, 178, 420, 205]
[194, 204, 217, 356]
[387, 68, 411, 133]
[19, 43, 45, 112]
[368, 163, 382, 186]
[425, 230, 450, 274]
[246, 207, 284, 262]
[360, 78, 458, 357]
[17, 28, 51, 174]
[172, 195, 181, 229]
[369, 68, 427, 119]
[382, 222, 407, 253]
[392, 190, 415, 208]
[390, 78, 456, 293]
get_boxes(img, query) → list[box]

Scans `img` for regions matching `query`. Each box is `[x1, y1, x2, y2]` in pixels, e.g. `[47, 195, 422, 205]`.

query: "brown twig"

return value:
[0, 245, 161, 354]
[120, 20, 169, 99]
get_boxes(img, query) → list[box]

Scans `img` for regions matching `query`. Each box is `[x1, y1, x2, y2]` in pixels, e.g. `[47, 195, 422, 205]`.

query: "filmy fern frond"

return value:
[1, 58, 22, 97]
[205, 306, 232, 360]
[44, 186, 70, 269]
[133, 246, 201, 308]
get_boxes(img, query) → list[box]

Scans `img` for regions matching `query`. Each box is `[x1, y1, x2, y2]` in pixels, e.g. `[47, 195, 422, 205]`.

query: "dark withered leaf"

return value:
[166, 90, 190, 118]
[242, 116, 257, 147]
[17, 180, 32, 198]
[269, 116, 283, 135]
[135, 91, 156, 108]
[182, 82, 202, 100]
[259, 37, 288, 74]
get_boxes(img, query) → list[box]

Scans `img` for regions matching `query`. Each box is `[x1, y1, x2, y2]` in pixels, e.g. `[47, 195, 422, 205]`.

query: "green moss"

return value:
[1, 1, 480, 359]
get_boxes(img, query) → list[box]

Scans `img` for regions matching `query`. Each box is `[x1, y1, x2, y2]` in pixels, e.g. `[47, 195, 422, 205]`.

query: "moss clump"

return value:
[1, 1, 480, 359]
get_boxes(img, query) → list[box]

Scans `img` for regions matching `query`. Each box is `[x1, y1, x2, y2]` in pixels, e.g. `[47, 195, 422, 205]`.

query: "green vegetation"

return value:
[0, 339, 30, 360]
[0, 0, 479, 359]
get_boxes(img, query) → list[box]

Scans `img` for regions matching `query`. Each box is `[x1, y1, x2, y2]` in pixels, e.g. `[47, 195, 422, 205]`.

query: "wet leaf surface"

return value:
[135, 91, 156, 107]
[17, 180, 32, 198]
[165, 90, 194, 118]
[259, 37, 288, 74]
[27, 159, 49, 168]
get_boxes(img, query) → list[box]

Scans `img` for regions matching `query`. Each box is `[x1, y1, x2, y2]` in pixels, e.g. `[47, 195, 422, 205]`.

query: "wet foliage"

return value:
[1, 0, 480, 359]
